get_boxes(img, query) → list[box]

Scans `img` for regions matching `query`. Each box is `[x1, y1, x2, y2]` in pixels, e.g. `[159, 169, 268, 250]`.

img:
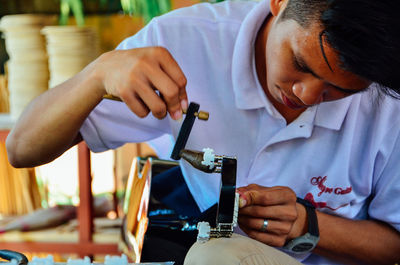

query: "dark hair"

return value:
[280, 0, 400, 98]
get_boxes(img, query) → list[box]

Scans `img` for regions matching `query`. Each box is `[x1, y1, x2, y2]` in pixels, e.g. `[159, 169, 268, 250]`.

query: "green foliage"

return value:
[59, 0, 228, 26]
[59, 0, 172, 25]
[121, 0, 171, 24]
[59, 0, 85, 26]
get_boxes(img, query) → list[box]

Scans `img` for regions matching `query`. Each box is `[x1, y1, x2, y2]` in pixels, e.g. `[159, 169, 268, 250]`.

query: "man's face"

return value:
[264, 17, 371, 110]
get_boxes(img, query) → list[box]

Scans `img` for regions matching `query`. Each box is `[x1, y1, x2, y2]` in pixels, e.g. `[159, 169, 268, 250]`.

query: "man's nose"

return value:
[292, 80, 324, 106]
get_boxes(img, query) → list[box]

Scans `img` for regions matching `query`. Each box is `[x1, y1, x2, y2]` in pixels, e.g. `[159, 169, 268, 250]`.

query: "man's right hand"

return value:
[94, 47, 188, 120]
[6, 46, 188, 168]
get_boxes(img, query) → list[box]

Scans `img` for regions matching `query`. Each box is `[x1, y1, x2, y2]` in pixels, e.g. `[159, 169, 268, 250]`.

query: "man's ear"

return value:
[270, 0, 288, 17]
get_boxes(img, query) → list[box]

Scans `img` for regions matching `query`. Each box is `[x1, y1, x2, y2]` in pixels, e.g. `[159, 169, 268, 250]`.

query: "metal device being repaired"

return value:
[170, 102, 239, 243]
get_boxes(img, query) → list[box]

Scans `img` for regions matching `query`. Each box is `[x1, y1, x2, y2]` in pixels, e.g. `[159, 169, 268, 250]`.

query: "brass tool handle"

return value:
[183, 109, 209, 121]
[103, 94, 122, 101]
[103, 94, 209, 121]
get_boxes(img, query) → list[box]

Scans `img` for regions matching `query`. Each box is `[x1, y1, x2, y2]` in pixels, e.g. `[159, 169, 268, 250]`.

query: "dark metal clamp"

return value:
[170, 102, 238, 241]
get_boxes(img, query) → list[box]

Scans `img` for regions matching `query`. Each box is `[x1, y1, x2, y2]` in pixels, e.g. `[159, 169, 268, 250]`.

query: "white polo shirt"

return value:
[80, 1, 400, 263]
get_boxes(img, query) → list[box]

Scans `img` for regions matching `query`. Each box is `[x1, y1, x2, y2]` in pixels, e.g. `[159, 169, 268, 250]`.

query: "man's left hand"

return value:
[237, 184, 307, 247]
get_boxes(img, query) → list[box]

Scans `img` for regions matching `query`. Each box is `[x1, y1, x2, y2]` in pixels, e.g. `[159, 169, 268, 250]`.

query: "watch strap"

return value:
[297, 197, 319, 237]
[282, 197, 320, 253]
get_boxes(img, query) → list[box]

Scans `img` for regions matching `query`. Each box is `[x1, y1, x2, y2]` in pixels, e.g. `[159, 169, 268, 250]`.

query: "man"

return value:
[6, 0, 400, 264]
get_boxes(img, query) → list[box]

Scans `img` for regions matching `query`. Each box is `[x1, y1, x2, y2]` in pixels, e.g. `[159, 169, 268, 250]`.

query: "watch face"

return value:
[292, 242, 314, 252]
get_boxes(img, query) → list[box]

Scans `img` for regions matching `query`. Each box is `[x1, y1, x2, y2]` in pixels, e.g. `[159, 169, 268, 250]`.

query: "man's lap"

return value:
[184, 233, 303, 265]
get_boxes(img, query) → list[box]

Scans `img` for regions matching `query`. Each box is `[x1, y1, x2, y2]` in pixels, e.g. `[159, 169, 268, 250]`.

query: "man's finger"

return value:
[157, 48, 188, 110]
[138, 58, 182, 120]
[239, 215, 293, 236]
[135, 82, 167, 119]
[239, 205, 297, 221]
[121, 90, 150, 118]
[147, 65, 183, 120]
[242, 186, 297, 207]
[179, 87, 188, 112]
[240, 226, 287, 247]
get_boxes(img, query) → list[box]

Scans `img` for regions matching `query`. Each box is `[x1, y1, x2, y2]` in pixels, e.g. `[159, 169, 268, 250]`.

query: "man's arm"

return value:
[6, 47, 188, 168]
[315, 211, 400, 265]
[6, 63, 104, 168]
[237, 184, 400, 265]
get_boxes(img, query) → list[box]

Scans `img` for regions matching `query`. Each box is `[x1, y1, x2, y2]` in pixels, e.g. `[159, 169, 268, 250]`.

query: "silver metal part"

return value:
[197, 221, 211, 243]
[210, 155, 223, 173]
[209, 223, 235, 238]
[196, 194, 239, 240]
[201, 148, 216, 170]
[233, 192, 239, 227]
[182, 149, 237, 241]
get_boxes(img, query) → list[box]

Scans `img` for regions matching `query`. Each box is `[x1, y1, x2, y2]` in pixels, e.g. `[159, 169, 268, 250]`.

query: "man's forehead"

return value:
[290, 22, 371, 90]
[291, 22, 334, 67]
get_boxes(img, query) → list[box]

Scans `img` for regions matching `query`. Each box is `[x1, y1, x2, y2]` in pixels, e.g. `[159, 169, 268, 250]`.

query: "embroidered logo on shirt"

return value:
[305, 193, 349, 211]
[310, 176, 352, 196]
[304, 176, 353, 211]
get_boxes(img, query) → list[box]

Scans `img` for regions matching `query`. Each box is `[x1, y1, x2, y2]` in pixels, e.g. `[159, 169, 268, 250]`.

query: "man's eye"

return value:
[292, 57, 307, 73]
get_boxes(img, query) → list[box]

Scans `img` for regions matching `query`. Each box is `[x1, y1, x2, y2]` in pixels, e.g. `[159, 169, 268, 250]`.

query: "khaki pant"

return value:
[184, 233, 303, 265]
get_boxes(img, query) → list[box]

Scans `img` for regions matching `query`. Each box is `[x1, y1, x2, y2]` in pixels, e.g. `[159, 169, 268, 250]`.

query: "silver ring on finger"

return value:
[260, 219, 268, 232]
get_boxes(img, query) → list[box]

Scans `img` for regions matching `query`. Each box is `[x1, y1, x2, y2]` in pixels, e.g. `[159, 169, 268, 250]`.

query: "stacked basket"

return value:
[0, 15, 55, 119]
[42, 26, 99, 88]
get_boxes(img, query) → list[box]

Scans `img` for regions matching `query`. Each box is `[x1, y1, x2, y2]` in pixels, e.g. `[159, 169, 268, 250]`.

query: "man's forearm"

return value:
[314, 211, 400, 264]
[6, 61, 105, 168]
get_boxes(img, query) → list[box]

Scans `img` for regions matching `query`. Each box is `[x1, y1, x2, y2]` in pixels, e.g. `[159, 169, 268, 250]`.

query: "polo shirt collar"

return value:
[291, 96, 354, 132]
[232, 0, 269, 110]
[314, 96, 354, 130]
[272, 96, 353, 131]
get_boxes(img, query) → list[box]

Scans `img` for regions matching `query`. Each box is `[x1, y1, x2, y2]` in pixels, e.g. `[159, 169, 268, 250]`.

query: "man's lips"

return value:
[280, 92, 304, 109]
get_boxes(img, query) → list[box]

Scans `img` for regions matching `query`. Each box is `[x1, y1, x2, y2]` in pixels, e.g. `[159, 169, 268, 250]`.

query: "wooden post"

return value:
[77, 142, 93, 257]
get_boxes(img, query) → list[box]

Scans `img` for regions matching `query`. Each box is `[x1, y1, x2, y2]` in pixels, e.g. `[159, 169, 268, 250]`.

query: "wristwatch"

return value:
[283, 197, 320, 254]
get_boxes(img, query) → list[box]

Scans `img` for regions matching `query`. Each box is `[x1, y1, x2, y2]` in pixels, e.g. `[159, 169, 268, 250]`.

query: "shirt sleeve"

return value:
[80, 19, 172, 152]
[369, 121, 400, 231]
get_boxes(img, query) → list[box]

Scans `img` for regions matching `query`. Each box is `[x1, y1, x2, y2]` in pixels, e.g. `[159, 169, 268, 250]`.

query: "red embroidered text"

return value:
[310, 176, 352, 197]
[305, 193, 349, 211]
